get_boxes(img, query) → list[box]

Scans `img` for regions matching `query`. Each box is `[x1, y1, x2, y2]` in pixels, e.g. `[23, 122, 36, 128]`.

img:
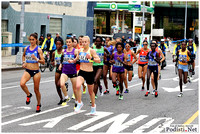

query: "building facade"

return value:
[1, 1, 96, 54]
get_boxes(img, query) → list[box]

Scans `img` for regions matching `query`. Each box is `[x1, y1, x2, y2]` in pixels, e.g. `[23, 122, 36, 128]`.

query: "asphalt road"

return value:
[1, 50, 199, 133]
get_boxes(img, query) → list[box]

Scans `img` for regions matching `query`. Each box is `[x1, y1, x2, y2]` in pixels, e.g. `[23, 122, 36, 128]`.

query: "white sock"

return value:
[75, 100, 78, 104]
[65, 95, 69, 99]
[106, 89, 109, 91]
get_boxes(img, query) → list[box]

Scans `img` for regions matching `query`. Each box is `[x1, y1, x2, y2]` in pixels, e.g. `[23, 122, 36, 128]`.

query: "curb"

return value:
[1, 66, 24, 71]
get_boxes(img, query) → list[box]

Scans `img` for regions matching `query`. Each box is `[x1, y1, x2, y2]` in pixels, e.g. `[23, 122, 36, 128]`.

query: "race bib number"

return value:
[79, 52, 89, 63]
[63, 54, 75, 64]
[98, 53, 104, 62]
[114, 60, 123, 67]
[127, 54, 131, 62]
[148, 59, 157, 66]
[140, 55, 147, 62]
[55, 57, 61, 65]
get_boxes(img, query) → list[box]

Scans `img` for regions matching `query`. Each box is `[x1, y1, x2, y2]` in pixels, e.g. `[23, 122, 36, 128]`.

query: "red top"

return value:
[126, 50, 133, 62]
[138, 48, 149, 64]
[76, 45, 81, 71]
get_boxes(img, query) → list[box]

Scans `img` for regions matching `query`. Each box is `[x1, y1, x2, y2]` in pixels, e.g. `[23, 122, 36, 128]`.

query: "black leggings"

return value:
[147, 69, 158, 91]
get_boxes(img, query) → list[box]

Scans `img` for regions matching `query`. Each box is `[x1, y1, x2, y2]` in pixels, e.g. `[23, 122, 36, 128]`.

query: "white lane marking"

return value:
[129, 83, 142, 88]
[2, 105, 69, 126]
[2, 105, 12, 109]
[68, 111, 113, 131]
[2, 106, 32, 118]
[2, 79, 54, 90]
[2, 77, 54, 86]
[133, 117, 174, 133]
[19, 110, 86, 128]
[83, 113, 129, 132]
[149, 118, 174, 133]
[162, 85, 195, 92]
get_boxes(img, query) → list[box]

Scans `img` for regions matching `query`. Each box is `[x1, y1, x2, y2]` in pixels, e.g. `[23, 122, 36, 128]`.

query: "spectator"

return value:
[39, 34, 44, 46]
[54, 33, 63, 44]
[122, 35, 126, 44]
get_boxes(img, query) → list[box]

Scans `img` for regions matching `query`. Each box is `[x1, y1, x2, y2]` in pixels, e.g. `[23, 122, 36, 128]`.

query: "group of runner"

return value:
[20, 33, 196, 114]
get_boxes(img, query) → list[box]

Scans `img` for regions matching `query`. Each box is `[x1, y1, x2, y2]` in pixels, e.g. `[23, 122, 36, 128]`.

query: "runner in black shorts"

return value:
[123, 42, 137, 93]
[51, 38, 64, 105]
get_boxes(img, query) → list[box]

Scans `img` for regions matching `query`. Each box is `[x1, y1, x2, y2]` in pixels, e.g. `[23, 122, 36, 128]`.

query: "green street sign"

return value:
[110, 3, 117, 10]
[128, 4, 141, 12]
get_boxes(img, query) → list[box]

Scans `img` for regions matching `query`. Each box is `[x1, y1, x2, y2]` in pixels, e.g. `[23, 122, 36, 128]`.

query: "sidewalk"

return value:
[1, 55, 22, 71]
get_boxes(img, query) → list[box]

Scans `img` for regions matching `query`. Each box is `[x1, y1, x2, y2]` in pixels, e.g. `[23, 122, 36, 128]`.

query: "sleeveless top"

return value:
[112, 52, 124, 73]
[138, 48, 149, 64]
[55, 50, 62, 65]
[178, 49, 189, 65]
[79, 48, 93, 63]
[25, 46, 39, 63]
[62, 48, 77, 74]
[148, 51, 158, 66]
[93, 45, 104, 66]
[104, 45, 113, 61]
[126, 50, 133, 62]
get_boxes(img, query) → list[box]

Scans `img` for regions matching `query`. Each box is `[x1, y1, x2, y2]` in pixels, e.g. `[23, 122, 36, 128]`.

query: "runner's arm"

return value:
[37, 48, 45, 65]
[91, 49, 101, 63]
[132, 51, 137, 64]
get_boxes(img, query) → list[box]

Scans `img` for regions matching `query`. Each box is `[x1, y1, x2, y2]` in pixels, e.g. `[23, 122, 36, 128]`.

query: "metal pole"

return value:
[116, 10, 119, 33]
[132, 12, 135, 40]
[122, 10, 125, 33]
[15, 1, 25, 64]
[141, 1, 145, 42]
[150, 1, 153, 40]
[184, 1, 187, 39]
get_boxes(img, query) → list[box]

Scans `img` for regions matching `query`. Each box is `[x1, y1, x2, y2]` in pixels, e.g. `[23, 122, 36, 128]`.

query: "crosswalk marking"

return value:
[133, 117, 174, 133]
[2, 105, 69, 126]
[68, 111, 113, 131]
[19, 110, 86, 128]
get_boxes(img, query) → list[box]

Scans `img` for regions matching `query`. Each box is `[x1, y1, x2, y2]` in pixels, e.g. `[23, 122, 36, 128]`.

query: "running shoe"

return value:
[177, 92, 183, 97]
[83, 84, 86, 94]
[26, 93, 32, 105]
[152, 90, 155, 95]
[116, 90, 119, 96]
[71, 94, 75, 99]
[74, 102, 77, 110]
[89, 105, 96, 115]
[141, 87, 145, 91]
[95, 95, 98, 99]
[36, 104, 41, 113]
[119, 94, 123, 100]
[187, 76, 191, 83]
[192, 71, 195, 75]
[74, 102, 83, 113]
[155, 91, 158, 97]
[61, 99, 67, 106]
[104, 90, 109, 94]
[145, 91, 150, 97]
[57, 100, 63, 105]
[115, 85, 119, 91]
[124, 89, 129, 93]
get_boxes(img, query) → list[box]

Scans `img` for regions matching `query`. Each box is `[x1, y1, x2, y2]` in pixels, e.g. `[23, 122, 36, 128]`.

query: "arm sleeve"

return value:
[193, 43, 197, 54]
[50, 38, 54, 50]
[41, 38, 47, 49]
[173, 45, 177, 55]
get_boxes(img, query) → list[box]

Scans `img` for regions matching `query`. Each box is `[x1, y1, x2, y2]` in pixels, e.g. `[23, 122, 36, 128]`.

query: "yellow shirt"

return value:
[178, 49, 189, 65]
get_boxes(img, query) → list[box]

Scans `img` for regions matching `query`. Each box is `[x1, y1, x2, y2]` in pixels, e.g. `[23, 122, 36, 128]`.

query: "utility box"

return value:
[1, 32, 12, 57]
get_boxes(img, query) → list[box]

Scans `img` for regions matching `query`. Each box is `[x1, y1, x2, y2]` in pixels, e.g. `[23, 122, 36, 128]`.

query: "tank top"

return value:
[79, 48, 93, 63]
[93, 45, 104, 66]
[126, 50, 133, 62]
[155, 47, 161, 57]
[178, 49, 189, 65]
[55, 50, 62, 65]
[62, 48, 77, 74]
[104, 45, 113, 61]
[138, 48, 149, 64]
[148, 51, 158, 66]
[25, 46, 39, 63]
[112, 52, 124, 73]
